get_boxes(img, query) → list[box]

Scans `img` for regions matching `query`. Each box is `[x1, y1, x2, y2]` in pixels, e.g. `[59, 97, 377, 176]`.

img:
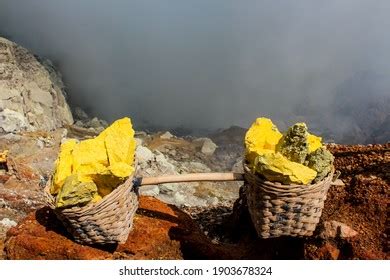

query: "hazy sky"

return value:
[0, 1, 389, 141]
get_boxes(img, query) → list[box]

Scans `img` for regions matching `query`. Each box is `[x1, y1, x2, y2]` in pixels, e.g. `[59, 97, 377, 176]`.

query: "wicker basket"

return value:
[44, 176, 138, 245]
[244, 164, 334, 238]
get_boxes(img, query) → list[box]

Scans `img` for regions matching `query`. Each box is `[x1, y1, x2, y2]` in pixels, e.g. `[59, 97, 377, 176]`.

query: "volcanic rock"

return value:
[135, 145, 154, 163]
[160, 131, 174, 139]
[0, 109, 28, 133]
[139, 185, 160, 197]
[89, 117, 104, 129]
[193, 138, 218, 156]
[72, 107, 89, 121]
[0, 37, 73, 133]
[306, 242, 341, 260]
[0, 218, 17, 229]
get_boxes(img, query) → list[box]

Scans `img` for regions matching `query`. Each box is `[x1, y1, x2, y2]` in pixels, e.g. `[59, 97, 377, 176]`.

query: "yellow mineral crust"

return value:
[103, 118, 136, 177]
[71, 138, 109, 175]
[308, 133, 322, 153]
[55, 174, 100, 208]
[51, 139, 78, 194]
[0, 150, 8, 163]
[254, 152, 317, 185]
[51, 117, 136, 204]
[245, 117, 283, 163]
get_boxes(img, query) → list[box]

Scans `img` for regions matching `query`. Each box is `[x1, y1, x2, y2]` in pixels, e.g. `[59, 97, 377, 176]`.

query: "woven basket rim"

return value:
[45, 157, 138, 211]
[243, 161, 335, 191]
[44, 173, 136, 213]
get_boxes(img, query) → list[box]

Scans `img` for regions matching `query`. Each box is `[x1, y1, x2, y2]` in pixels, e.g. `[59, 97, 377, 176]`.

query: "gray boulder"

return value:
[193, 137, 218, 156]
[136, 145, 154, 164]
[201, 138, 218, 155]
[160, 131, 174, 139]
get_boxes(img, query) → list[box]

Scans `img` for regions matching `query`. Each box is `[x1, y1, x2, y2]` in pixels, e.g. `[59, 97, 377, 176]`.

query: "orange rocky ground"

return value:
[4, 196, 213, 260]
[319, 144, 389, 259]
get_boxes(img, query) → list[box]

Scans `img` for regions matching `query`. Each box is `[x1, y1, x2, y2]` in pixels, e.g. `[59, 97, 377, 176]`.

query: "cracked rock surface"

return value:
[0, 37, 73, 133]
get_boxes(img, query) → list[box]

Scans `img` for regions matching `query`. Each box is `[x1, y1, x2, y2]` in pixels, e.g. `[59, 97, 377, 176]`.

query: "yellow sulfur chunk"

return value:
[51, 117, 137, 207]
[51, 139, 78, 194]
[307, 133, 322, 153]
[253, 152, 317, 185]
[71, 138, 109, 175]
[75, 163, 110, 179]
[91, 194, 103, 204]
[103, 118, 136, 177]
[92, 174, 125, 197]
[109, 162, 134, 178]
[245, 118, 283, 163]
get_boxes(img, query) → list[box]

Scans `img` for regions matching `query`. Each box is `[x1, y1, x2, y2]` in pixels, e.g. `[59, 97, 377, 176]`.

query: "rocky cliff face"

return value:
[0, 37, 73, 133]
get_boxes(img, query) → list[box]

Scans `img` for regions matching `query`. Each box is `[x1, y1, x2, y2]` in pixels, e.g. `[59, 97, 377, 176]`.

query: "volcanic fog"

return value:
[0, 1, 389, 143]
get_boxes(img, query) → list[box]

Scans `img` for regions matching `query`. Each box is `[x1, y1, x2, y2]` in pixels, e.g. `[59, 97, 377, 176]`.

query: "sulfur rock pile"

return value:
[245, 117, 334, 185]
[50, 117, 137, 208]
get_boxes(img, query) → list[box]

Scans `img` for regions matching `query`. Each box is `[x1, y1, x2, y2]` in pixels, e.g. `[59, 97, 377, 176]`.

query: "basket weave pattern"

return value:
[44, 176, 138, 245]
[244, 164, 334, 238]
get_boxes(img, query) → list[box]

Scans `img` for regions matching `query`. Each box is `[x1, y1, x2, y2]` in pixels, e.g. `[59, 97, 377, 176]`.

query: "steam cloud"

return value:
[0, 1, 389, 143]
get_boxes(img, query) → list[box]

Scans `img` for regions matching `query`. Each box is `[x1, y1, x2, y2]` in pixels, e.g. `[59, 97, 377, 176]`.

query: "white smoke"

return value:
[0, 0, 389, 143]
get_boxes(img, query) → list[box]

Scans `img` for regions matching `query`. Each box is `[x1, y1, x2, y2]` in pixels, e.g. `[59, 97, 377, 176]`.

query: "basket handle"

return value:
[136, 172, 344, 187]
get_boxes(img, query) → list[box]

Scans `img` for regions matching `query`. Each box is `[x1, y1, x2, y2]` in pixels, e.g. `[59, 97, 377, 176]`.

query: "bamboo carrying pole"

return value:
[137, 172, 344, 187]
[139, 172, 244, 186]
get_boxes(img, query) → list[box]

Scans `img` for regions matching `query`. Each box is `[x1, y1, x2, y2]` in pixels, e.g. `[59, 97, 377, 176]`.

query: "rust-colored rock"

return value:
[3, 196, 217, 260]
[319, 221, 358, 239]
[305, 242, 340, 260]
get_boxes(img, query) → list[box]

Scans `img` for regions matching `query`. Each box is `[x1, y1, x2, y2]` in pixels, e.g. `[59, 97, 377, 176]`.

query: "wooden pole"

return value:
[139, 172, 245, 186]
[137, 172, 344, 187]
